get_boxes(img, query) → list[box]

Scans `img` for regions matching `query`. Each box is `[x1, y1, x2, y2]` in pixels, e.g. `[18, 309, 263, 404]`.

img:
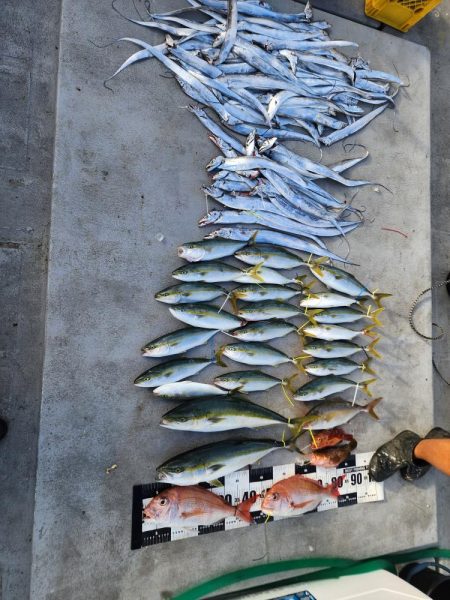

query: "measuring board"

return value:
[131, 452, 383, 549]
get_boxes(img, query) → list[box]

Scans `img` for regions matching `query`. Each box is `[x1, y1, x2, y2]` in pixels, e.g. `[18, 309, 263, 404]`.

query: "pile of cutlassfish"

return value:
[109, 0, 399, 519]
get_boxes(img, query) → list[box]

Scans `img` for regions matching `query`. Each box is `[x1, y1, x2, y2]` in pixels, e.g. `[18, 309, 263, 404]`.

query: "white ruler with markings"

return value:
[131, 452, 383, 549]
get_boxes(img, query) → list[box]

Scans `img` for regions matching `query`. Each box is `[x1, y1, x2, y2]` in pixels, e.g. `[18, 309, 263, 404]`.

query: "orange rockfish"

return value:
[261, 475, 339, 518]
[308, 428, 355, 450]
[143, 485, 255, 527]
[306, 439, 357, 468]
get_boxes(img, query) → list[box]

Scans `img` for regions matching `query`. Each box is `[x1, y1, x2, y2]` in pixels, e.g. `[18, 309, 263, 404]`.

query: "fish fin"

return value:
[235, 495, 258, 524]
[367, 337, 382, 359]
[229, 292, 239, 314]
[181, 509, 208, 519]
[360, 358, 376, 376]
[294, 275, 315, 291]
[246, 262, 265, 283]
[357, 298, 367, 309]
[208, 479, 224, 488]
[230, 385, 245, 395]
[373, 292, 392, 308]
[348, 438, 358, 452]
[366, 396, 382, 420]
[311, 256, 329, 265]
[360, 378, 377, 397]
[305, 308, 323, 325]
[325, 482, 340, 498]
[209, 464, 224, 473]
[208, 416, 224, 423]
[248, 231, 258, 245]
[368, 306, 384, 327]
[292, 355, 308, 370]
[362, 324, 377, 338]
[215, 346, 228, 368]
[290, 500, 314, 510]
[285, 372, 301, 391]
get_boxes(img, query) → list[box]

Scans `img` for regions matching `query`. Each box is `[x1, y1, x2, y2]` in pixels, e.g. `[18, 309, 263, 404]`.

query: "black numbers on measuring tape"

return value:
[331, 476, 344, 488]
[242, 490, 257, 502]
[350, 473, 363, 486]
[224, 494, 232, 505]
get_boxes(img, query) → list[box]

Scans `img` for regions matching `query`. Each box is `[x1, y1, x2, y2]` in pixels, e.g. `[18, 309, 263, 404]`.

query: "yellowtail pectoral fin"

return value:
[247, 262, 264, 283]
[294, 275, 316, 291]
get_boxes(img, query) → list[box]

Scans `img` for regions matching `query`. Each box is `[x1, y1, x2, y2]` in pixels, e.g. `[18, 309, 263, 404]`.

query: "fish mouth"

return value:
[155, 471, 167, 481]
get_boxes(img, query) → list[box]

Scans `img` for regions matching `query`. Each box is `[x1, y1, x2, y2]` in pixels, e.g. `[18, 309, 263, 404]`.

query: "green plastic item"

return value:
[172, 548, 450, 600]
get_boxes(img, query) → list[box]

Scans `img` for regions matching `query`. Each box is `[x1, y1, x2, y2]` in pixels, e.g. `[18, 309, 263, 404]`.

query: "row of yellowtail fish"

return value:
[112, 0, 399, 524]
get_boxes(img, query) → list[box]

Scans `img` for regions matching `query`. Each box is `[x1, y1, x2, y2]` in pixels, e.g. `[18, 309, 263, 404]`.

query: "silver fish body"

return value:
[236, 300, 300, 321]
[178, 239, 246, 262]
[156, 438, 289, 485]
[160, 395, 291, 432]
[134, 357, 213, 388]
[230, 319, 297, 342]
[303, 357, 373, 377]
[155, 282, 226, 304]
[169, 303, 242, 330]
[301, 397, 382, 430]
[219, 342, 293, 366]
[300, 291, 358, 309]
[214, 369, 282, 392]
[293, 375, 375, 401]
[142, 327, 218, 357]
[153, 381, 228, 398]
[235, 244, 304, 269]
[232, 284, 300, 302]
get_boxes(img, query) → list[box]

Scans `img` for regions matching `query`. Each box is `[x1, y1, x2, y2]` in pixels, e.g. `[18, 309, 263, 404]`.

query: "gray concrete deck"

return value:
[29, 1, 436, 598]
[1, 1, 449, 599]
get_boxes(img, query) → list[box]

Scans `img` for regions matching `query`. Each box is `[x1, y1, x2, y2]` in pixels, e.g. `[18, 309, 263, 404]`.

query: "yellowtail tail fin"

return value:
[229, 291, 239, 315]
[373, 292, 392, 309]
[362, 324, 377, 338]
[215, 346, 228, 368]
[284, 372, 301, 390]
[366, 397, 382, 420]
[367, 337, 382, 359]
[281, 384, 294, 406]
[360, 378, 377, 397]
[360, 358, 376, 376]
[367, 306, 384, 327]
[292, 355, 309, 370]
[304, 308, 323, 325]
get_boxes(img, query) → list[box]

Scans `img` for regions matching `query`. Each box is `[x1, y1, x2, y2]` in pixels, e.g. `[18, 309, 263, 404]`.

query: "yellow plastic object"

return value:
[365, 0, 442, 32]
